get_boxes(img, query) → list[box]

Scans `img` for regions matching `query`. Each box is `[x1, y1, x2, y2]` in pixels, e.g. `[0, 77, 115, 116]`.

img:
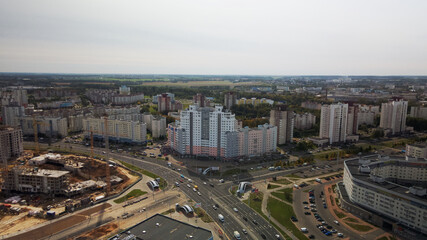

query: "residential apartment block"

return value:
[83, 117, 146, 144]
[0, 127, 23, 166]
[270, 105, 293, 145]
[380, 99, 408, 135]
[410, 106, 427, 119]
[167, 105, 276, 160]
[406, 143, 427, 160]
[224, 92, 237, 109]
[294, 113, 316, 130]
[20, 116, 68, 138]
[319, 103, 349, 144]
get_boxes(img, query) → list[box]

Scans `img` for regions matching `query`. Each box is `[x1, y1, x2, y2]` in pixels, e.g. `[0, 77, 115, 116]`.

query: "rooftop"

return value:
[15, 168, 69, 178]
[110, 214, 212, 240]
[345, 156, 427, 203]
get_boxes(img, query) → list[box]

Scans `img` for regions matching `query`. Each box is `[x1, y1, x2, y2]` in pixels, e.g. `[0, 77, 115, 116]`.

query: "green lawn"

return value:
[346, 222, 373, 232]
[267, 197, 308, 240]
[243, 192, 292, 240]
[194, 208, 213, 223]
[334, 209, 347, 218]
[271, 188, 293, 203]
[230, 186, 238, 195]
[113, 189, 147, 203]
[268, 183, 281, 189]
[344, 217, 359, 223]
[285, 174, 301, 178]
[119, 160, 167, 189]
[273, 178, 292, 185]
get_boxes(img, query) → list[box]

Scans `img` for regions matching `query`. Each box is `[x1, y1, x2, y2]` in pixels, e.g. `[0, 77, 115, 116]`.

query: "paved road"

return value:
[29, 142, 358, 240]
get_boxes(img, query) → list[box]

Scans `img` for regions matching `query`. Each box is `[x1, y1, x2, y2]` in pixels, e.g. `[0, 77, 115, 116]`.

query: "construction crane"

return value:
[104, 115, 111, 196]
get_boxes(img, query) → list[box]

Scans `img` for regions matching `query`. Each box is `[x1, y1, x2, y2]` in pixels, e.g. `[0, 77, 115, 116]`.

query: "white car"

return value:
[187, 184, 191, 188]
[203, 182, 207, 185]
[219, 179, 224, 183]
[337, 233, 344, 238]
[233, 207, 238, 212]
[334, 220, 339, 225]
[193, 188, 197, 192]
[197, 191, 201, 196]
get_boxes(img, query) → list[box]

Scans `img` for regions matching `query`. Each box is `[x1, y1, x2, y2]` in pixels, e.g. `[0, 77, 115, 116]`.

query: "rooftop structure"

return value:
[109, 213, 213, 240]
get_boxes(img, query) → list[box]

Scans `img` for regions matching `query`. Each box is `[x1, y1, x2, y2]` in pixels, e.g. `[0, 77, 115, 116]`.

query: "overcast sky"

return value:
[1, 0, 426, 75]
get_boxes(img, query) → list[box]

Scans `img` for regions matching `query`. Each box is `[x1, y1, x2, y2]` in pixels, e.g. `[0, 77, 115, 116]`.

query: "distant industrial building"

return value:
[380, 99, 408, 135]
[270, 105, 293, 145]
[0, 127, 23, 166]
[109, 214, 213, 240]
[340, 155, 427, 237]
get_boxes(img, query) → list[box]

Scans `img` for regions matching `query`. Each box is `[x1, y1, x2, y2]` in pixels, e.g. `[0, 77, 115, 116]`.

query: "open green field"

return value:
[267, 197, 308, 240]
[141, 80, 265, 87]
[113, 189, 147, 203]
[243, 192, 292, 240]
[271, 188, 293, 203]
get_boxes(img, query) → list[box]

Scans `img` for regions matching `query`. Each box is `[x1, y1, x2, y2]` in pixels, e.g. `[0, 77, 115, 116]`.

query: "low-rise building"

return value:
[406, 143, 427, 160]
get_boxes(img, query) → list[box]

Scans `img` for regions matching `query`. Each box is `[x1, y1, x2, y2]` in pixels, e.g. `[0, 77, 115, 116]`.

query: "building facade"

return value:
[167, 105, 276, 160]
[406, 143, 427, 160]
[270, 105, 293, 145]
[410, 106, 427, 119]
[20, 116, 68, 138]
[380, 99, 408, 135]
[294, 113, 316, 130]
[83, 118, 147, 144]
[224, 92, 237, 109]
[342, 156, 427, 235]
[319, 103, 348, 144]
[1, 105, 25, 127]
[0, 127, 23, 166]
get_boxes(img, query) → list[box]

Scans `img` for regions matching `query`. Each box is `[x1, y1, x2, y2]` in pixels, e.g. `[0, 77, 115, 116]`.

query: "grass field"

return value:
[268, 183, 281, 189]
[271, 188, 293, 203]
[334, 209, 347, 218]
[267, 197, 308, 240]
[243, 192, 292, 240]
[346, 222, 373, 232]
[273, 178, 292, 185]
[140, 80, 265, 87]
[194, 208, 213, 223]
[113, 189, 147, 203]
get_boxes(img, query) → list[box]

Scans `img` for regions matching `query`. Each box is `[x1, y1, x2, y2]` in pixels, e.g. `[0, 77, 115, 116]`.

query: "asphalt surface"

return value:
[30, 142, 357, 240]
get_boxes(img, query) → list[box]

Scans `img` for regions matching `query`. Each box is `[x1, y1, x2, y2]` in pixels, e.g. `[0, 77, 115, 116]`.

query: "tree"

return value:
[371, 129, 384, 138]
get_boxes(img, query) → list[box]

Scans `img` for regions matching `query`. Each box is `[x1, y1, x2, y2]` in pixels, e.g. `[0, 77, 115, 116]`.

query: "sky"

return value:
[1, 0, 426, 75]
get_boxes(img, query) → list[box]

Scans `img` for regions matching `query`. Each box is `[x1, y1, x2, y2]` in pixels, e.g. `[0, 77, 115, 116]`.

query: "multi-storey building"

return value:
[1, 105, 25, 126]
[294, 113, 316, 130]
[380, 99, 408, 135]
[119, 85, 131, 95]
[301, 101, 322, 110]
[1, 88, 28, 107]
[409, 106, 427, 119]
[319, 103, 348, 144]
[83, 117, 146, 144]
[2, 167, 69, 195]
[151, 116, 167, 138]
[20, 116, 68, 138]
[270, 105, 293, 145]
[157, 93, 182, 112]
[341, 156, 427, 236]
[193, 93, 210, 107]
[406, 143, 427, 160]
[225, 124, 277, 158]
[224, 92, 237, 110]
[168, 105, 276, 160]
[347, 104, 359, 135]
[0, 127, 23, 166]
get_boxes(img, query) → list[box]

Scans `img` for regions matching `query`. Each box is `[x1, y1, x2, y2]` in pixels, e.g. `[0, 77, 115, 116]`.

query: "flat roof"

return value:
[17, 168, 69, 178]
[345, 158, 427, 203]
[110, 214, 212, 240]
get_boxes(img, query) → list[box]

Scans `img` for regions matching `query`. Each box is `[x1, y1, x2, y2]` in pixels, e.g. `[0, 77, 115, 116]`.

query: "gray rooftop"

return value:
[110, 214, 212, 240]
[345, 158, 427, 203]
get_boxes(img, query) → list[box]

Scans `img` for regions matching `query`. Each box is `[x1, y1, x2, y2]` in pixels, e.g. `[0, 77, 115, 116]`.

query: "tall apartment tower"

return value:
[157, 93, 171, 113]
[380, 99, 408, 135]
[319, 103, 348, 144]
[270, 105, 293, 145]
[346, 104, 359, 135]
[193, 93, 209, 107]
[0, 126, 23, 166]
[224, 92, 237, 110]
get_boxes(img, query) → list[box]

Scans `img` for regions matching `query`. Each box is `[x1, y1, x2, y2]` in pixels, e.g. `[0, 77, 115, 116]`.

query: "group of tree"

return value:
[406, 117, 427, 132]
[231, 103, 272, 119]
